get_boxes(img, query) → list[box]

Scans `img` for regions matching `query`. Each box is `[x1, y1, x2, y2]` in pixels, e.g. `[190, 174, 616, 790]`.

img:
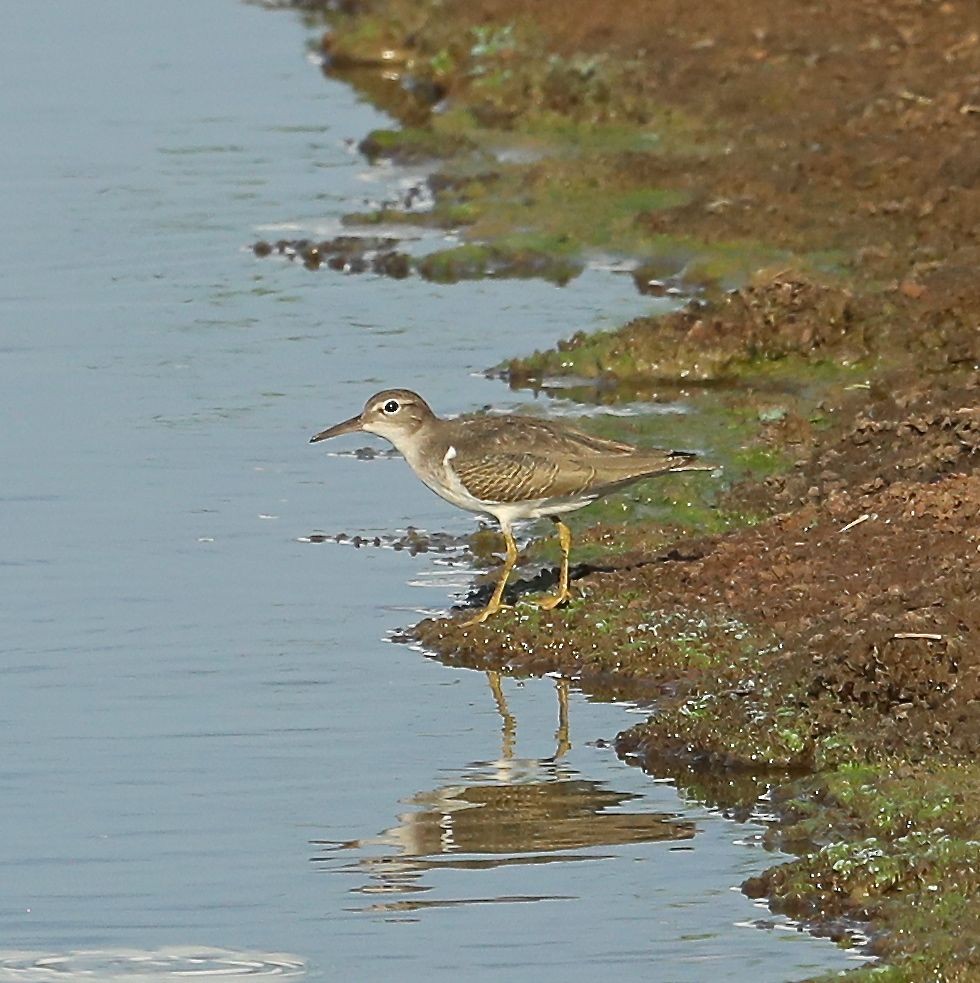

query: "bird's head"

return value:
[309, 389, 435, 451]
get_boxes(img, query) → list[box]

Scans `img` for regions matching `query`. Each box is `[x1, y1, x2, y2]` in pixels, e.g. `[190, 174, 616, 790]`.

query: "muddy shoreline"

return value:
[269, 1, 979, 977]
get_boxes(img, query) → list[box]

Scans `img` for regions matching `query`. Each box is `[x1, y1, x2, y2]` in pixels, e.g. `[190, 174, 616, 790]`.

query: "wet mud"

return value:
[270, 0, 979, 977]
[252, 233, 582, 285]
[252, 234, 408, 274]
[300, 525, 470, 555]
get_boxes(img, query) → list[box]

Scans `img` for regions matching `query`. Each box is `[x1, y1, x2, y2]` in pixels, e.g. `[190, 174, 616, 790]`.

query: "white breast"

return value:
[433, 445, 491, 513]
[397, 442, 489, 515]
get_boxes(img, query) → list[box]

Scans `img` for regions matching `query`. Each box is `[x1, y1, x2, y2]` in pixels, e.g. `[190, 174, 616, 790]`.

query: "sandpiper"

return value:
[310, 389, 711, 625]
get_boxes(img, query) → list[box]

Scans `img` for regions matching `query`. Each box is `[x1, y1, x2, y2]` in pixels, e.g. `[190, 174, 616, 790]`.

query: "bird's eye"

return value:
[383, 399, 399, 414]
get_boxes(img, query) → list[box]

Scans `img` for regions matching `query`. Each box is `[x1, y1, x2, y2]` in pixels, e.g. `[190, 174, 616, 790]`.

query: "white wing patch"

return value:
[438, 445, 503, 513]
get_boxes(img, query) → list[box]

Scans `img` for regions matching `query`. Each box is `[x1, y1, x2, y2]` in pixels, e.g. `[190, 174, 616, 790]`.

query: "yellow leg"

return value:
[553, 677, 571, 761]
[461, 527, 519, 626]
[486, 670, 515, 760]
[534, 518, 572, 610]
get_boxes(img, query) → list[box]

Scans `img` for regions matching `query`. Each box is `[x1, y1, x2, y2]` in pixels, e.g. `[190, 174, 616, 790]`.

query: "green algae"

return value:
[505, 297, 872, 391]
[314, 19, 735, 289]
[343, 152, 698, 284]
[357, 126, 481, 164]
[415, 238, 583, 285]
[620, 658, 980, 973]
[748, 762, 980, 979]
[315, 17, 397, 65]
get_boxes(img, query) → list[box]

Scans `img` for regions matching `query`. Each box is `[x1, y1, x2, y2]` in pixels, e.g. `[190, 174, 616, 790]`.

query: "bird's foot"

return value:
[459, 602, 512, 627]
[531, 587, 572, 611]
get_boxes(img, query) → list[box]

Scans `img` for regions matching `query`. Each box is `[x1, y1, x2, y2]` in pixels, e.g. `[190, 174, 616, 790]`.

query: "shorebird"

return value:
[310, 389, 711, 625]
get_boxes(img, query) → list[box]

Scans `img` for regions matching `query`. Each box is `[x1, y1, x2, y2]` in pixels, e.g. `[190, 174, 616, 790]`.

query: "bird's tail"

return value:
[665, 450, 716, 473]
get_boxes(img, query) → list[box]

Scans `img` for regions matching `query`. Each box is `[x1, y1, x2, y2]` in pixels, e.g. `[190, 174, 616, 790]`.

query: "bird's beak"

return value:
[309, 414, 363, 443]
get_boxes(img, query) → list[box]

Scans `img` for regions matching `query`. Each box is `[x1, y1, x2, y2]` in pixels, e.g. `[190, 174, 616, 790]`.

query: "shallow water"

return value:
[0, 1, 861, 980]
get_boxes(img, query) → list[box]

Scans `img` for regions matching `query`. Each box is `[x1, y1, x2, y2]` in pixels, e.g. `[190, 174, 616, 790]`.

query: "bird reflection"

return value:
[311, 673, 694, 912]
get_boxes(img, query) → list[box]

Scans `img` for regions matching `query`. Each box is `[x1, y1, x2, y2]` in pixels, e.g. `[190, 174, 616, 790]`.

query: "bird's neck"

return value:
[384, 420, 444, 474]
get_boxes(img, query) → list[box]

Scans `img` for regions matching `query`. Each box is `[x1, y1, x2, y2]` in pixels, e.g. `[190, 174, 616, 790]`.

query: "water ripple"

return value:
[0, 947, 305, 981]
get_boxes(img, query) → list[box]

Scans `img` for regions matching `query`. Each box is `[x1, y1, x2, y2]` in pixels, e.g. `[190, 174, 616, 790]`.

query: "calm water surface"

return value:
[0, 1, 860, 979]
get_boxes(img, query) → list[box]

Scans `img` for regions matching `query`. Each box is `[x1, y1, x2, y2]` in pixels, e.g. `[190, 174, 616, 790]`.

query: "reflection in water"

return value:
[312, 675, 694, 912]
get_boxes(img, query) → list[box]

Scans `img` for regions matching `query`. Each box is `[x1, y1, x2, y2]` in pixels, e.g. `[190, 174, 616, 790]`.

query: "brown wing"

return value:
[450, 446, 691, 503]
[448, 415, 701, 503]
[451, 451, 600, 503]
[454, 415, 639, 457]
